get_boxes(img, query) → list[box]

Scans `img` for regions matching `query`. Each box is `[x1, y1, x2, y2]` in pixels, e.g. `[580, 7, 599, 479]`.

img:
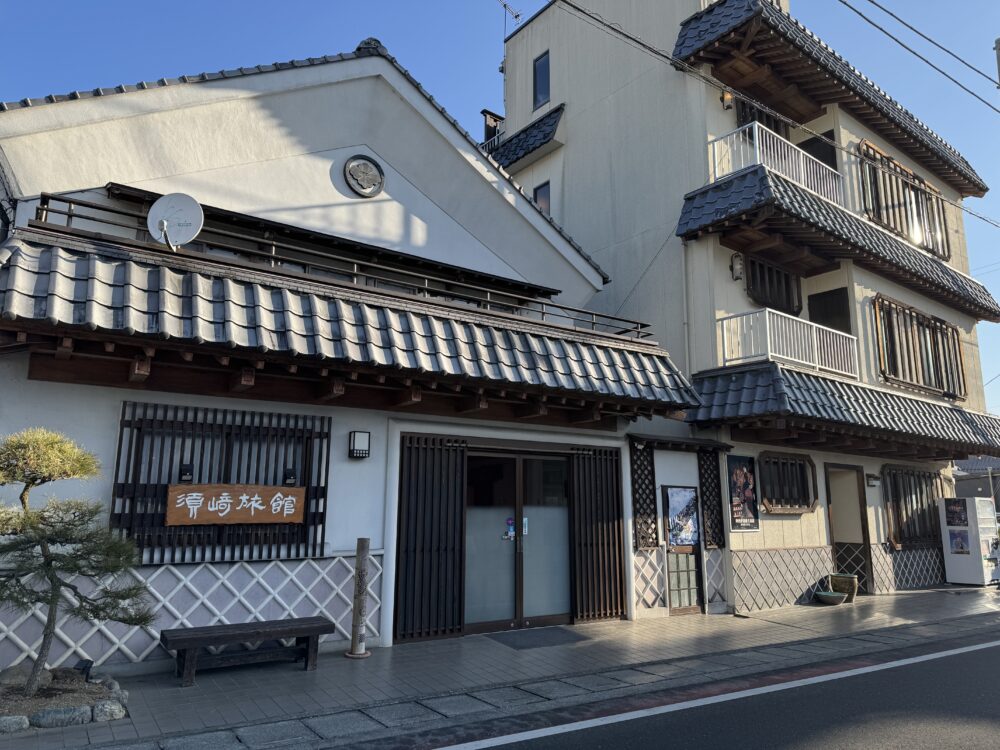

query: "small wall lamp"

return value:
[349, 431, 371, 459]
[720, 91, 735, 110]
[730, 253, 745, 282]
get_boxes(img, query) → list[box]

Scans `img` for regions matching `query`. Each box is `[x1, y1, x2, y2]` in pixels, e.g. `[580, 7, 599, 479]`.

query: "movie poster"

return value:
[945, 498, 969, 527]
[663, 486, 700, 547]
[949, 529, 971, 555]
[727, 455, 760, 531]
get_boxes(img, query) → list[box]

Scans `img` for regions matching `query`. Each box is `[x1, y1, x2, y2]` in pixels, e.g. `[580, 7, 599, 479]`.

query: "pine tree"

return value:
[0, 429, 153, 697]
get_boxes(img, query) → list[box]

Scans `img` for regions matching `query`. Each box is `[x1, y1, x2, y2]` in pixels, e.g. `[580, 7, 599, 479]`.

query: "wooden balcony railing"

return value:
[719, 308, 859, 379]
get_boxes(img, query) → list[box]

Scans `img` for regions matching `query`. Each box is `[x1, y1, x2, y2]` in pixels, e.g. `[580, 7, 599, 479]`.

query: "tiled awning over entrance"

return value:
[688, 362, 1000, 460]
[0, 232, 701, 421]
[677, 167, 1000, 322]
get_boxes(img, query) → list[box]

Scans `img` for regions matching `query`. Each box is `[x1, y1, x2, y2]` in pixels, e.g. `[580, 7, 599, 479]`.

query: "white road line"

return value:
[438, 638, 1000, 749]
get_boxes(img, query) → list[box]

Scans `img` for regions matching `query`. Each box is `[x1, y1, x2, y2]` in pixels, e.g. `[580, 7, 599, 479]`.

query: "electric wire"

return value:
[857, 0, 1000, 88]
[553, 0, 1000, 237]
[834, 0, 1000, 117]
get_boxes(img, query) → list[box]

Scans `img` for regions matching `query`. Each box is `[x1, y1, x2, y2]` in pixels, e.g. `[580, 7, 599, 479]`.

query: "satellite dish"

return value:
[146, 193, 204, 251]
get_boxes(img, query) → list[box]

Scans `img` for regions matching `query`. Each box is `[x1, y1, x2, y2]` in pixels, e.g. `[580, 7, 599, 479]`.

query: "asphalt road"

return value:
[506, 644, 1000, 749]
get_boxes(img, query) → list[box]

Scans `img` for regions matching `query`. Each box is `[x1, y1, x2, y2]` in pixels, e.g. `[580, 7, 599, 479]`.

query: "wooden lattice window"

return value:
[744, 254, 802, 315]
[858, 140, 950, 260]
[874, 295, 966, 399]
[882, 465, 946, 548]
[736, 99, 789, 139]
[111, 401, 331, 565]
[758, 452, 818, 514]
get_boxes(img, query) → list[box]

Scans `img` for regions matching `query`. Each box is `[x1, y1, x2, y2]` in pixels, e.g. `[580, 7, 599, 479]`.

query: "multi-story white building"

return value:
[488, 0, 1000, 615]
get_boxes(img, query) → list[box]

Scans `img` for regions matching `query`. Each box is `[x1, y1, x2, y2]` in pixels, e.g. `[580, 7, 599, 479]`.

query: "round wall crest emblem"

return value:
[344, 155, 385, 198]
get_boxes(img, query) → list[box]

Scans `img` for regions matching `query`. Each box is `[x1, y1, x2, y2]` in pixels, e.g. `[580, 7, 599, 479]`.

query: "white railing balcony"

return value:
[708, 121, 846, 207]
[481, 123, 506, 153]
[719, 308, 859, 379]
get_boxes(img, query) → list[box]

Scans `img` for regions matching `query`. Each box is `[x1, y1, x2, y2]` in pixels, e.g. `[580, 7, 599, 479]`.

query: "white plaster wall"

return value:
[723, 431, 947, 551]
[502, 0, 711, 374]
[0, 57, 603, 304]
[0, 354, 388, 553]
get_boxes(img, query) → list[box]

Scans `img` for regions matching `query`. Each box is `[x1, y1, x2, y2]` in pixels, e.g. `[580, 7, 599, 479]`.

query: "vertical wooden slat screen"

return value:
[394, 434, 467, 642]
[570, 448, 625, 621]
[110, 401, 331, 565]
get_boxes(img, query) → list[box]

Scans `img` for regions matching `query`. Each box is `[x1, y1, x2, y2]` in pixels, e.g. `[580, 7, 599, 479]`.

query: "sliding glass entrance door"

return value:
[465, 454, 571, 632]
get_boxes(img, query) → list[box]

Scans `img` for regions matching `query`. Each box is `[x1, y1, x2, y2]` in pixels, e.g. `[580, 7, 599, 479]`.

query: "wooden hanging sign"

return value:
[166, 484, 306, 526]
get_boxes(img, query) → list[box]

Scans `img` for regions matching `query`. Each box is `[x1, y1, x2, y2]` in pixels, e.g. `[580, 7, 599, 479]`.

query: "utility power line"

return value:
[834, 0, 1000, 117]
[857, 0, 1000, 88]
[553, 0, 1000, 236]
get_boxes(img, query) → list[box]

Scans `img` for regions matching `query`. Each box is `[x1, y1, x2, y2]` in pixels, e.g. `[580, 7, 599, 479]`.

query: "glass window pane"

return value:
[533, 52, 550, 109]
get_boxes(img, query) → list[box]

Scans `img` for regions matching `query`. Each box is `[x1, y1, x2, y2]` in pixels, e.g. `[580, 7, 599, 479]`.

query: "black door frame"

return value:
[464, 450, 573, 635]
[824, 463, 874, 594]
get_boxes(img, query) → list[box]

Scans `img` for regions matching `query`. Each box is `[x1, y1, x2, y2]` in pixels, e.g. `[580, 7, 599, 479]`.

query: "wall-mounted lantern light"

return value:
[730, 253, 744, 282]
[179, 463, 194, 483]
[283, 468, 298, 487]
[349, 431, 371, 459]
[720, 90, 735, 110]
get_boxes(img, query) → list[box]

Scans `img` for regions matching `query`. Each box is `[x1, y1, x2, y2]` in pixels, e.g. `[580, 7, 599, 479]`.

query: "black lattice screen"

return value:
[111, 401, 331, 565]
[698, 449, 726, 549]
[629, 439, 659, 549]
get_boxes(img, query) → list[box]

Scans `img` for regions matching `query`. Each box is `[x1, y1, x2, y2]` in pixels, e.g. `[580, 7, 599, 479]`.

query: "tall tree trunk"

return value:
[18, 482, 34, 512]
[24, 585, 60, 697]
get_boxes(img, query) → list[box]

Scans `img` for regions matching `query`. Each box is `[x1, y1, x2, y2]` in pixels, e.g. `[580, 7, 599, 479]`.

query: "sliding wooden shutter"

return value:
[394, 435, 467, 642]
[571, 448, 626, 621]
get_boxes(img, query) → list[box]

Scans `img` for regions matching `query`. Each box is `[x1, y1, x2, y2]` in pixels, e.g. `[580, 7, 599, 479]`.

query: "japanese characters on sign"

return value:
[165, 485, 306, 526]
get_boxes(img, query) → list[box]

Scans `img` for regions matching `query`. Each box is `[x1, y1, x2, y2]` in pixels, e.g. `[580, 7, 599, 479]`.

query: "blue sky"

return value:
[2, 0, 998, 405]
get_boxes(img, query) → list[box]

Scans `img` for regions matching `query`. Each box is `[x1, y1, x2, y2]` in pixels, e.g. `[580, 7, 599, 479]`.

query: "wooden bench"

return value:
[160, 616, 338, 687]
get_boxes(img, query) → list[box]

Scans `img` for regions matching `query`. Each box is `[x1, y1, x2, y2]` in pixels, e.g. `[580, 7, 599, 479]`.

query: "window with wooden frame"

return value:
[873, 295, 966, 399]
[744, 254, 803, 315]
[110, 401, 332, 565]
[881, 465, 946, 548]
[735, 99, 790, 139]
[758, 452, 818, 514]
[857, 141, 950, 260]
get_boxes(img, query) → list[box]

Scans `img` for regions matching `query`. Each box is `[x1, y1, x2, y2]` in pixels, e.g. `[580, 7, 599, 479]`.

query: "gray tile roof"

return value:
[955, 455, 1000, 476]
[488, 105, 565, 169]
[677, 166, 1000, 321]
[689, 362, 1000, 455]
[673, 0, 987, 196]
[0, 232, 697, 409]
[0, 39, 609, 285]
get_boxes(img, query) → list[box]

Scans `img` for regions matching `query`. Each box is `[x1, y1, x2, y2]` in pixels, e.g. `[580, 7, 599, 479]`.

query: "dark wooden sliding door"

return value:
[570, 448, 626, 621]
[393, 435, 467, 642]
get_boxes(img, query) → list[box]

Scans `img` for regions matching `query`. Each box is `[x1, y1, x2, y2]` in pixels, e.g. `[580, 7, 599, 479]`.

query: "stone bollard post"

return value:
[345, 537, 372, 659]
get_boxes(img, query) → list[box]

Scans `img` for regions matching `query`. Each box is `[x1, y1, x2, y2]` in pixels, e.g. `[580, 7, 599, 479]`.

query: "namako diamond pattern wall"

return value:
[732, 546, 834, 613]
[0, 555, 382, 669]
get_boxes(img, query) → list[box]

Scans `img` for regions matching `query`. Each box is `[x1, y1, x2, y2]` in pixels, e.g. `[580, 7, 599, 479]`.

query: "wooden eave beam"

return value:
[395, 386, 422, 408]
[229, 368, 256, 392]
[129, 356, 152, 383]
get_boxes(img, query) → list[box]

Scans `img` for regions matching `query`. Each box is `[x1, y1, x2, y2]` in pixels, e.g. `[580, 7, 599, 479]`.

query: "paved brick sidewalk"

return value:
[4, 588, 999, 750]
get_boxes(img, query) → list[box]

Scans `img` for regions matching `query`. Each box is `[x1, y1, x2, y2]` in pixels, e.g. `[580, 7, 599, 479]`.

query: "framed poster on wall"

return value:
[727, 455, 760, 531]
[662, 486, 700, 547]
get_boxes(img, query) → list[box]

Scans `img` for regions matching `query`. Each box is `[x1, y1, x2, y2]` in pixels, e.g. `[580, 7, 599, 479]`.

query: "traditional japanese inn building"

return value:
[3, 0, 1000, 675]
[0, 40, 700, 669]
[487, 0, 1000, 615]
